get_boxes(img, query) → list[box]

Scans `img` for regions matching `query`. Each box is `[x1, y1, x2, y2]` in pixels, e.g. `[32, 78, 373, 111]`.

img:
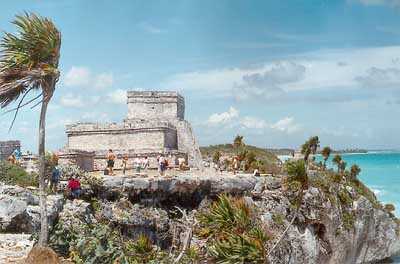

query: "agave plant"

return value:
[197, 194, 269, 263]
[0, 13, 61, 246]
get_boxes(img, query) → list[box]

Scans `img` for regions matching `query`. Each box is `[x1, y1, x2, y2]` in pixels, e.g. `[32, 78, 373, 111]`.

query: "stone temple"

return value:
[62, 91, 202, 170]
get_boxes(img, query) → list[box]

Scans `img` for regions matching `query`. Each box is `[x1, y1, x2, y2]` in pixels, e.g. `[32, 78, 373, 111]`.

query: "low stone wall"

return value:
[58, 149, 95, 172]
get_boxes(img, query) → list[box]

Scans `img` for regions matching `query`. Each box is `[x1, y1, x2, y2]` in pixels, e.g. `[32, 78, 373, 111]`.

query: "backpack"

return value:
[104, 168, 109, 175]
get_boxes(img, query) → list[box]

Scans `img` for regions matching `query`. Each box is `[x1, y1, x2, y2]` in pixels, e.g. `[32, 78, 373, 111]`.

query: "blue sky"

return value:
[1, 0, 400, 152]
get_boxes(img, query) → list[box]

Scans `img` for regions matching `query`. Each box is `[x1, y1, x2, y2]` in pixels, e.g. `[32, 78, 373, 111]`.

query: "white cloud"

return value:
[64, 67, 90, 87]
[108, 89, 127, 104]
[64, 66, 113, 89]
[138, 22, 165, 34]
[239, 116, 268, 129]
[161, 46, 400, 103]
[271, 117, 300, 134]
[354, 0, 400, 7]
[94, 73, 114, 89]
[60, 94, 84, 108]
[205, 107, 301, 134]
[355, 67, 400, 88]
[207, 107, 239, 125]
[233, 61, 305, 101]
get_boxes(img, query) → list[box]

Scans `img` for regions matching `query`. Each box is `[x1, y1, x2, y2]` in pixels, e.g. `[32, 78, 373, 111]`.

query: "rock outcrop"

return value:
[0, 171, 399, 263]
[0, 184, 64, 233]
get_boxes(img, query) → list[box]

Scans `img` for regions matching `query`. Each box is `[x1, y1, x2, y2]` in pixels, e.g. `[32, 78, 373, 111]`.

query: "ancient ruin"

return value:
[62, 91, 202, 170]
[0, 141, 20, 161]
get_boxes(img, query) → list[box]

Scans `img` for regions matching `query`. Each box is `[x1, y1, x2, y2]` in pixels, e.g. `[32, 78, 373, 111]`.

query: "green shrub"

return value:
[342, 211, 355, 230]
[338, 189, 353, 207]
[197, 194, 269, 263]
[384, 204, 396, 213]
[272, 213, 285, 226]
[0, 161, 38, 187]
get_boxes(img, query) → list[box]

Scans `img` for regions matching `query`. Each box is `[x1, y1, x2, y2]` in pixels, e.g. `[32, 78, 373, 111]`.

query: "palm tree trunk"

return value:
[38, 98, 49, 246]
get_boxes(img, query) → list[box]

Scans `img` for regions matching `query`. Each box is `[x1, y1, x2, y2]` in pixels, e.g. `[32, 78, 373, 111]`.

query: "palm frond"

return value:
[0, 12, 61, 128]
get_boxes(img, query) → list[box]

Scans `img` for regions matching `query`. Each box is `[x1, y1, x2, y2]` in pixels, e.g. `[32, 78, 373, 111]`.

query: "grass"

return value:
[200, 143, 281, 173]
[0, 161, 38, 187]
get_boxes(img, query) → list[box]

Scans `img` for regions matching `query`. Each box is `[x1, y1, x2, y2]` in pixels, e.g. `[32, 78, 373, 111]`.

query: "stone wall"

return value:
[174, 120, 203, 168]
[0, 141, 20, 161]
[67, 122, 178, 153]
[127, 91, 184, 121]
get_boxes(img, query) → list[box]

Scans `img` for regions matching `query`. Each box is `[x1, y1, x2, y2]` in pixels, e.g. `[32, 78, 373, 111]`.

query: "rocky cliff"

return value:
[0, 171, 398, 263]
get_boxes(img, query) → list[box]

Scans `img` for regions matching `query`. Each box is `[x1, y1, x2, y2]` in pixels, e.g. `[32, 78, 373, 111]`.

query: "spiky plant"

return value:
[197, 194, 269, 263]
[0, 13, 61, 246]
[285, 159, 308, 188]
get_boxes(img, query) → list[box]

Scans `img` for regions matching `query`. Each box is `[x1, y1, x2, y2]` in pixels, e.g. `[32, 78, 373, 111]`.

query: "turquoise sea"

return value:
[320, 152, 400, 216]
[318, 152, 400, 263]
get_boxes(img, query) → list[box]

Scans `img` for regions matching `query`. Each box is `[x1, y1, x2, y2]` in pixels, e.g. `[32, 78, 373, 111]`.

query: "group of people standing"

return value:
[105, 149, 187, 177]
[105, 149, 150, 176]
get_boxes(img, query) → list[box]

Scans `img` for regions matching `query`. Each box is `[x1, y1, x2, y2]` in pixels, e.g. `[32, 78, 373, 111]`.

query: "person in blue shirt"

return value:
[50, 165, 61, 193]
[12, 148, 21, 164]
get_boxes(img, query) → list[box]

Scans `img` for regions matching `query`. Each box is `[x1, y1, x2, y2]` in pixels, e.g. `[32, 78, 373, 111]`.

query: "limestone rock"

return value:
[0, 234, 34, 263]
[0, 185, 63, 233]
[99, 199, 170, 247]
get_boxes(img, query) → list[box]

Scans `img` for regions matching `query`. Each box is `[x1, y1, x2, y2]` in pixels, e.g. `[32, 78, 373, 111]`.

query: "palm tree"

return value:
[332, 154, 342, 173]
[349, 164, 361, 180]
[301, 136, 319, 162]
[301, 141, 311, 162]
[339, 161, 347, 174]
[0, 13, 61, 246]
[321, 146, 332, 169]
[233, 135, 244, 149]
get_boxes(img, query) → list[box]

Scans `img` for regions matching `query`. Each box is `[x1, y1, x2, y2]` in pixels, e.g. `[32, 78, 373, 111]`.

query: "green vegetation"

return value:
[201, 140, 280, 174]
[272, 213, 285, 226]
[0, 12, 62, 246]
[285, 159, 308, 187]
[332, 154, 342, 173]
[349, 164, 361, 181]
[197, 194, 270, 263]
[301, 136, 320, 162]
[321, 146, 331, 169]
[0, 161, 38, 187]
[342, 211, 355, 230]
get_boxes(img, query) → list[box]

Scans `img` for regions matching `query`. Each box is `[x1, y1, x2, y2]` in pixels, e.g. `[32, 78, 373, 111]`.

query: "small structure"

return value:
[62, 91, 202, 171]
[0, 141, 20, 161]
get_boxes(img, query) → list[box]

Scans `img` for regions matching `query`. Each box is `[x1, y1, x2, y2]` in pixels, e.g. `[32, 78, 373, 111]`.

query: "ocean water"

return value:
[319, 152, 400, 216]
[318, 152, 400, 263]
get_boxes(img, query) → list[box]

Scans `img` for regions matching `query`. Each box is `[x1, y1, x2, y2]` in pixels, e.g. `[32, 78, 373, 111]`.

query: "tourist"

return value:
[232, 157, 239, 175]
[7, 154, 16, 165]
[13, 148, 21, 164]
[178, 157, 186, 171]
[134, 157, 141, 174]
[107, 149, 116, 176]
[122, 154, 128, 175]
[158, 155, 166, 177]
[67, 176, 81, 199]
[50, 165, 61, 192]
[142, 156, 149, 171]
[253, 169, 260, 177]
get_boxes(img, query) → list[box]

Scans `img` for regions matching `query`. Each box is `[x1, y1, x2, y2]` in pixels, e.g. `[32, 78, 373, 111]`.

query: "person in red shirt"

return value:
[67, 176, 81, 199]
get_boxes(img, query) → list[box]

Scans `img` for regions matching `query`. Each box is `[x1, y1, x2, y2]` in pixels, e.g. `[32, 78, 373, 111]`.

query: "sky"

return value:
[1, 0, 400, 152]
